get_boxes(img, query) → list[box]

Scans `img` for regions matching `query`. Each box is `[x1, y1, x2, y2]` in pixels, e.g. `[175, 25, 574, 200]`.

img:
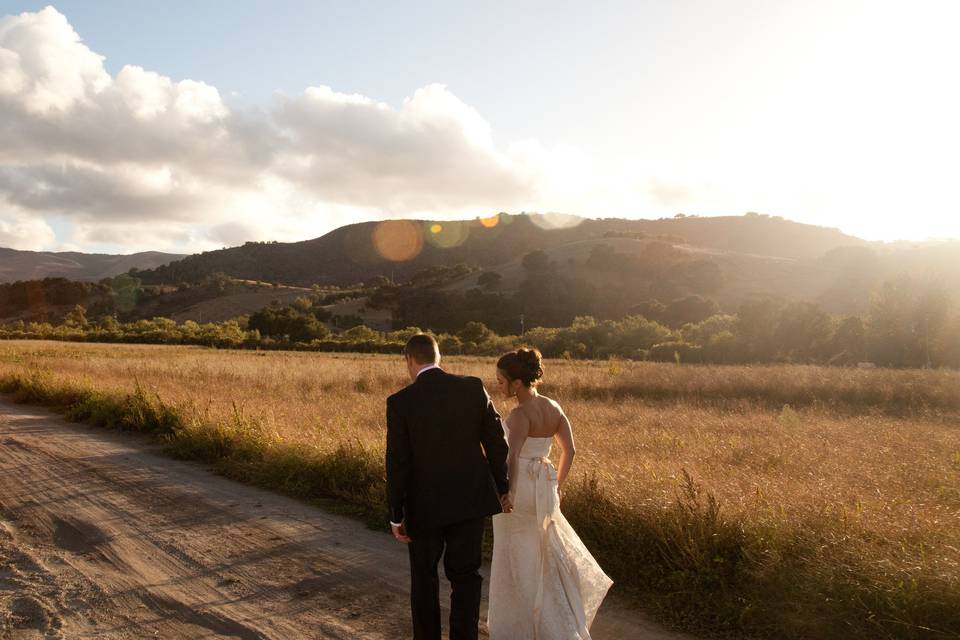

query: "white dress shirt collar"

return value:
[416, 363, 442, 378]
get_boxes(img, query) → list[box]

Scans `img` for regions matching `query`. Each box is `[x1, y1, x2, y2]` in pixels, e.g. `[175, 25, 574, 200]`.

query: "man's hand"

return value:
[391, 521, 412, 543]
[500, 493, 514, 514]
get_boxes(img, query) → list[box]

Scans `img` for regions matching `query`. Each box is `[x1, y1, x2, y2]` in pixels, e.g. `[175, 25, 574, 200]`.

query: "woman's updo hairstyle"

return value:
[497, 348, 544, 387]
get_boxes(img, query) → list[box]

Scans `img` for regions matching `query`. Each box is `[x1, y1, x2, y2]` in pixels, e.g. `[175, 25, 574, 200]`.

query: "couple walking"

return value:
[385, 334, 612, 640]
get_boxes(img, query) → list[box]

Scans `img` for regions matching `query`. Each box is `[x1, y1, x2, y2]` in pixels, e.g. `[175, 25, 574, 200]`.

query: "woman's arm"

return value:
[554, 408, 577, 496]
[505, 409, 530, 503]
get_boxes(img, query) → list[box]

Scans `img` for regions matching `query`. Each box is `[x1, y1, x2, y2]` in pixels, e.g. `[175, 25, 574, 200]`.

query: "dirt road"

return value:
[0, 398, 695, 639]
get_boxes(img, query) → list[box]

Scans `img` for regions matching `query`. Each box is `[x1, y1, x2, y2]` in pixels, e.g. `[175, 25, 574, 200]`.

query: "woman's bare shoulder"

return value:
[538, 395, 565, 413]
[505, 405, 530, 424]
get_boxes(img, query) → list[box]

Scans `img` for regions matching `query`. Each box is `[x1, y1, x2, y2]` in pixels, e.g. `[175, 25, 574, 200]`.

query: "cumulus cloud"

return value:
[273, 83, 534, 211]
[72, 221, 190, 246]
[0, 6, 543, 253]
[0, 162, 212, 220]
[0, 6, 109, 114]
[0, 211, 55, 250]
[207, 221, 262, 247]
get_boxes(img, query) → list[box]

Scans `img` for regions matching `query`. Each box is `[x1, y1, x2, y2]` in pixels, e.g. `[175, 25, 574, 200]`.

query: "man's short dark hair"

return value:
[404, 333, 440, 364]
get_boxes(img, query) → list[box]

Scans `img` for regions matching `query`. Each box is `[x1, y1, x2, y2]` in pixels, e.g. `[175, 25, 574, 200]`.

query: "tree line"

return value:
[369, 248, 724, 334]
[1, 274, 957, 368]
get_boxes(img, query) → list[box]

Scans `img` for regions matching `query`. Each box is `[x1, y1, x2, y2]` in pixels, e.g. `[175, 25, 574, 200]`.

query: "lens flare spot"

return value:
[529, 212, 584, 230]
[373, 220, 424, 262]
[479, 213, 500, 228]
[425, 220, 470, 249]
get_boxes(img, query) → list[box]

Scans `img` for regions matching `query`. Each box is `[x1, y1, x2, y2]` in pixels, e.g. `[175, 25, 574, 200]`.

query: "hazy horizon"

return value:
[5, 211, 955, 260]
[1, 2, 958, 254]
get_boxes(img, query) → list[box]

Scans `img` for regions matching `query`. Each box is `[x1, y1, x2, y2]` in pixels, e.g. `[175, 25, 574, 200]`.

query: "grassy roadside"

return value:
[0, 371, 387, 525]
[1, 367, 958, 639]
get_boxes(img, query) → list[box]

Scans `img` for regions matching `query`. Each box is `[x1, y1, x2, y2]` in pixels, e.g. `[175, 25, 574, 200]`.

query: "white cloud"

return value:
[0, 211, 55, 250]
[0, 6, 110, 114]
[0, 7, 547, 253]
[69, 220, 194, 253]
[114, 65, 174, 121]
[272, 82, 534, 212]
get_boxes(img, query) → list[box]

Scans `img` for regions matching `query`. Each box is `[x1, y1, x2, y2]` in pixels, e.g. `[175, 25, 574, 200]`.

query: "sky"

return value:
[0, 1, 958, 254]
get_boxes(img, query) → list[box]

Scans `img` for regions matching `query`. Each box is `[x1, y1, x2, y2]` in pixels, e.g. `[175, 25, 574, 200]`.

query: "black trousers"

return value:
[407, 516, 485, 640]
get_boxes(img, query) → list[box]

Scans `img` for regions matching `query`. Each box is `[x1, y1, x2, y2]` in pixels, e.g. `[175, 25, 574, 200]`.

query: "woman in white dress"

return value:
[487, 348, 613, 640]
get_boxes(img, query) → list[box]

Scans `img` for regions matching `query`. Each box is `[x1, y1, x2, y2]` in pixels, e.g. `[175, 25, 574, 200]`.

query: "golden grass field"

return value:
[1, 340, 958, 639]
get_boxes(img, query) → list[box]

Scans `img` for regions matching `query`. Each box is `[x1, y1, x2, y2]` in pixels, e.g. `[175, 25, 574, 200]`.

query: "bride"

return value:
[487, 348, 613, 639]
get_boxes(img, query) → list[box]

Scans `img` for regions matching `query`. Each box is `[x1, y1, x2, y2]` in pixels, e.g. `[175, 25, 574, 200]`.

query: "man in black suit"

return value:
[386, 333, 510, 640]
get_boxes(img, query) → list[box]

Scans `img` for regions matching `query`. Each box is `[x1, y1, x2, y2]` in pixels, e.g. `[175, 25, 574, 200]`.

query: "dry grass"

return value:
[1, 340, 958, 639]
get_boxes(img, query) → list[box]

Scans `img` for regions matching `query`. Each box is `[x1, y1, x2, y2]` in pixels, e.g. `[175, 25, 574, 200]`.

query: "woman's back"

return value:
[512, 395, 563, 438]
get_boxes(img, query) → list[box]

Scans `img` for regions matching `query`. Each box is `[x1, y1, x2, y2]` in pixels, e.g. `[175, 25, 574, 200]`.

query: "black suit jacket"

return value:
[385, 368, 509, 532]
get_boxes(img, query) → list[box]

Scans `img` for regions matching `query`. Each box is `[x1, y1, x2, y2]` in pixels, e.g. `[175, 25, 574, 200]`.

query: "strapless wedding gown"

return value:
[487, 435, 613, 639]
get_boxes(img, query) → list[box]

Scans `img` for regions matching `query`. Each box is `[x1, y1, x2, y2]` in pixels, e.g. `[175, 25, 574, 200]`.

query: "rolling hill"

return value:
[4, 214, 956, 328]
[0, 248, 185, 283]
[122, 213, 960, 322]
[136, 213, 870, 288]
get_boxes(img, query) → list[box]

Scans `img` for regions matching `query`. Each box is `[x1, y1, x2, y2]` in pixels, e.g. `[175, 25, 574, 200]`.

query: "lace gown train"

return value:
[487, 436, 613, 639]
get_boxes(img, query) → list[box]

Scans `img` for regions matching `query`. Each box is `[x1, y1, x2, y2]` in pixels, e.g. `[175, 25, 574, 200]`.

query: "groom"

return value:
[386, 333, 510, 640]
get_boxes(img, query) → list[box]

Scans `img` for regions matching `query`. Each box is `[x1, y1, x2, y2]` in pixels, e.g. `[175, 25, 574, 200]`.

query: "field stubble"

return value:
[0, 341, 958, 639]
